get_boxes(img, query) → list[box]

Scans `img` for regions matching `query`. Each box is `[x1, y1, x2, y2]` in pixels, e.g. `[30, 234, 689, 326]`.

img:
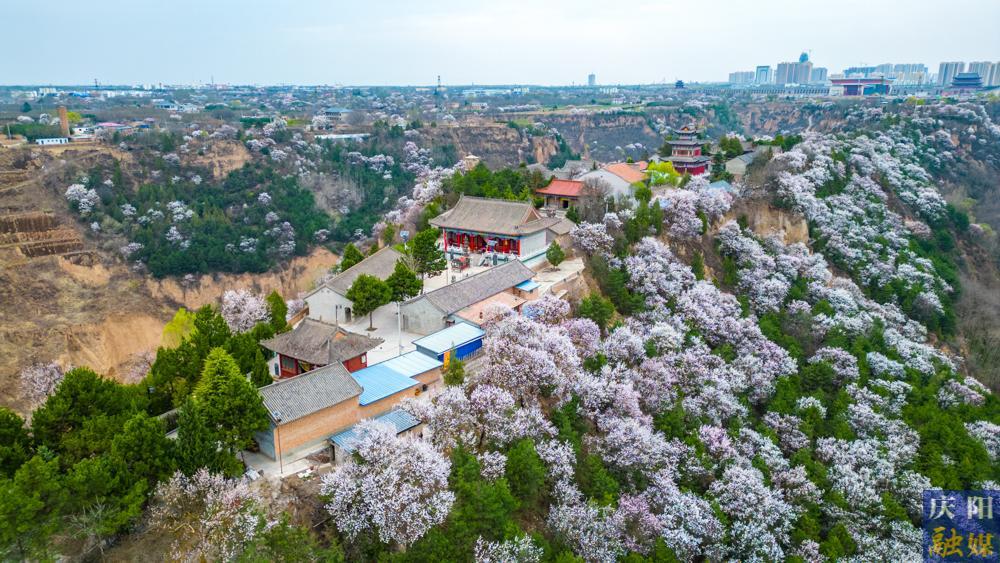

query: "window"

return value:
[421, 384, 428, 392]
[280, 355, 296, 370]
[360, 354, 367, 363]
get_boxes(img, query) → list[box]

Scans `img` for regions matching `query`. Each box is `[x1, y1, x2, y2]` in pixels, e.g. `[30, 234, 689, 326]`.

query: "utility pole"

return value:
[397, 301, 403, 355]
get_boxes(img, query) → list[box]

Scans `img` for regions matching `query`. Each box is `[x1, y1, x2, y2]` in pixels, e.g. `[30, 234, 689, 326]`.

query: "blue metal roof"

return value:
[329, 409, 421, 453]
[350, 365, 419, 406]
[708, 180, 735, 192]
[348, 351, 441, 406]
[377, 350, 444, 376]
[412, 324, 485, 355]
[515, 279, 540, 291]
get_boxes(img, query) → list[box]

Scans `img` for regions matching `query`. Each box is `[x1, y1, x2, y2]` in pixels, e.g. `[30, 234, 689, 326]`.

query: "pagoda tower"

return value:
[666, 124, 710, 175]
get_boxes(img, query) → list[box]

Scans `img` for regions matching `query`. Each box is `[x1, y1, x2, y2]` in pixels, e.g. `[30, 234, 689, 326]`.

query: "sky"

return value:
[5, 0, 1000, 86]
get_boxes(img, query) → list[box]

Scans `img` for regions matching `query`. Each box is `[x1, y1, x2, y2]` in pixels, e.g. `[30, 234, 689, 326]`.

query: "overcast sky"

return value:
[5, 0, 999, 86]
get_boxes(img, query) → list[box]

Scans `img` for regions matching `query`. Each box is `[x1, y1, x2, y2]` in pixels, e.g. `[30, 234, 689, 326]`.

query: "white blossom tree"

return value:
[319, 420, 455, 548]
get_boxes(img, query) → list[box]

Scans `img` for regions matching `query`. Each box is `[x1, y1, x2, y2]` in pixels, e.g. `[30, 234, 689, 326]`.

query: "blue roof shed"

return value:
[412, 323, 485, 356]
[515, 279, 540, 292]
[330, 408, 421, 453]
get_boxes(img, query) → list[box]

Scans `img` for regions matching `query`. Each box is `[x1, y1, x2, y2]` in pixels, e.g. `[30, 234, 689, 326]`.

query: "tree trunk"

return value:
[369, 312, 374, 330]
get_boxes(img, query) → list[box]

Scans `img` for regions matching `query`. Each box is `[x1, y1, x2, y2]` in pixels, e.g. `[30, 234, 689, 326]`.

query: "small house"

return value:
[305, 246, 404, 325]
[725, 153, 755, 179]
[413, 322, 486, 363]
[260, 318, 383, 377]
[536, 179, 585, 209]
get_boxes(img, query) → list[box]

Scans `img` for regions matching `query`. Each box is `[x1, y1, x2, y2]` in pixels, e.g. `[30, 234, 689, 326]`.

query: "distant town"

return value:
[728, 53, 1000, 96]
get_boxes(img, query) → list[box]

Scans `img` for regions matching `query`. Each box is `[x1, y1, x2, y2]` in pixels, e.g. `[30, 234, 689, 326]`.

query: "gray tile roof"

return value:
[260, 318, 382, 366]
[320, 246, 404, 296]
[546, 217, 575, 236]
[409, 260, 534, 315]
[430, 195, 560, 236]
[259, 362, 362, 423]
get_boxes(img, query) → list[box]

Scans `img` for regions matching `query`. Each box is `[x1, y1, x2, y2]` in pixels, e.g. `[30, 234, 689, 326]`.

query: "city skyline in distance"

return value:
[3, 0, 999, 87]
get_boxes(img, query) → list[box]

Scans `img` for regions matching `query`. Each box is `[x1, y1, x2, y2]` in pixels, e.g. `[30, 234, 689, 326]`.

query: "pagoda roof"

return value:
[430, 195, 560, 236]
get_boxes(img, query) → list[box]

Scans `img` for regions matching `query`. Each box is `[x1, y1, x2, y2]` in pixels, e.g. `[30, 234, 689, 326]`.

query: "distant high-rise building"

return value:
[873, 63, 894, 77]
[587, 73, 596, 87]
[938, 62, 965, 85]
[968, 62, 994, 84]
[844, 66, 877, 78]
[893, 63, 928, 75]
[755, 65, 773, 84]
[811, 67, 828, 83]
[990, 62, 1000, 87]
[728, 71, 755, 84]
[776, 59, 813, 84]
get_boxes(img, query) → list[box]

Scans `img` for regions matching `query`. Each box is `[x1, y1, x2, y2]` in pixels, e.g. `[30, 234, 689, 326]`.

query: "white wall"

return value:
[519, 231, 547, 258]
[400, 298, 447, 335]
[305, 286, 354, 324]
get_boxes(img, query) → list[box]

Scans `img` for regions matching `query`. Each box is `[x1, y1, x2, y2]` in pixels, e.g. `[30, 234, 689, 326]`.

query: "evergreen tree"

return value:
[381, 224, 396, 247]
[0, 408, 31, 478]
[0, 455, 65, 560]
[265, 290, 288, 332]
[346, 274, 392, 330]
[444, 358, 466, 386]
[546, 241, 566, 268]
[409, 228, 447, 285]
[175, 399, 241, 476]
[30, 367, 142, 463]
[577, 292, 615, 334]
[505, 439, 547, 508]
[109, 413, 176, 489]
[20, 102, 31, 113]
[691, 251, 705, 280]
[386, 260, 422, 302]
[250, 348, 273, 388]
[565, 205, 581, 224]
[194, 348, 270, 456]
[239, 517, 346, 562]
[339, 243, 365, 271]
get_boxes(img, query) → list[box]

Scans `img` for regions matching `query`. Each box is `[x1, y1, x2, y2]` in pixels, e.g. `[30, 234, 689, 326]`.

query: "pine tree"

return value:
[194, 348, 269, 455]
[409, 228, 446, 285]
[443, 358, 465, 386]
[265, 291, 288, 332]
[546, 241, 566, 268]
[250, 348, 272, 388]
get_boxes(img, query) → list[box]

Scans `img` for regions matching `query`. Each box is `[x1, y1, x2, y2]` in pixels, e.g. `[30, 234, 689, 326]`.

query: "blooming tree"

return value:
[220, 289, 270, 333]
[320, 420, 455, 547]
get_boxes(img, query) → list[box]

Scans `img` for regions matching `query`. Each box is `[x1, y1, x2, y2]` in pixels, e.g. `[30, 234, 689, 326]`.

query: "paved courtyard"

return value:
[305, 253, 585, 365]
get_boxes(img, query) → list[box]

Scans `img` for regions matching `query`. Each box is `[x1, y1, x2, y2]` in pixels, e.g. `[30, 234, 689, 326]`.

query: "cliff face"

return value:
[542, 113, 661, 161]
[0, 248, 338, 415]
[424, 113, 663, 167]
